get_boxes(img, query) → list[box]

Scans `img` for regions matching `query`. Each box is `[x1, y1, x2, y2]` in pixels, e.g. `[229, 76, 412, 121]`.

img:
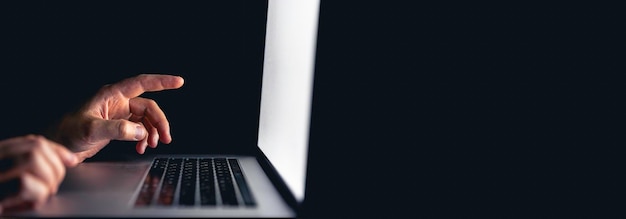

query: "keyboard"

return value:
[134, 157, 256, 207]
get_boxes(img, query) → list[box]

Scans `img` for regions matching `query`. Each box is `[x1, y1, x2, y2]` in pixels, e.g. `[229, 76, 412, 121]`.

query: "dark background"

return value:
[0, 1, 623, 218]
[0, 1, 268, 157]
[303, 2, 622, 218]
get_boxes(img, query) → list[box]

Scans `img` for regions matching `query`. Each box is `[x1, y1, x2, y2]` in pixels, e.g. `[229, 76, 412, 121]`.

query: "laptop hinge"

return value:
[253, 147, 300, 212]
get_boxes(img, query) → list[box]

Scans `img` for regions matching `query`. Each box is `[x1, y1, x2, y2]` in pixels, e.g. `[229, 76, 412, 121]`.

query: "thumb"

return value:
[94, 119, 148, 142]
[53, 145, 79, 167]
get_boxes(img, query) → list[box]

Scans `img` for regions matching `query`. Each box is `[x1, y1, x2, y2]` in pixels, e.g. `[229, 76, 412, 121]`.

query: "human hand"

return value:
[53, 74, 184, 162]
[0, 135, 78, 214]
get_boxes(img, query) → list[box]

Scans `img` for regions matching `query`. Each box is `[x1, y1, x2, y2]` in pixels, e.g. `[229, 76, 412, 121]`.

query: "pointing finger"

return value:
[111, 74, 184, 99]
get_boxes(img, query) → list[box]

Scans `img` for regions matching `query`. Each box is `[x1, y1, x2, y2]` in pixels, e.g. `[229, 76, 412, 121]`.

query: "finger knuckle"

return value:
[58, 166, 66, 179]
[117, 121, 130, 139]
[17, 175, 30, 196]
[29, 136, 48, 151]
[24, 134, 39, 140]
[147, 99, 158, 108]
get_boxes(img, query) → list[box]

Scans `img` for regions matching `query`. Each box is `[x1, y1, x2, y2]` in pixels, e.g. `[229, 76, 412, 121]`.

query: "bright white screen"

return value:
[257, 0, 320, 202]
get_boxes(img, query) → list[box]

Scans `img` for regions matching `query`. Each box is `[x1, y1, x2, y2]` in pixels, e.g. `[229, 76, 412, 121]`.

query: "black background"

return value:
[0, 1, 267, 157]
[0, 1, 623, 218]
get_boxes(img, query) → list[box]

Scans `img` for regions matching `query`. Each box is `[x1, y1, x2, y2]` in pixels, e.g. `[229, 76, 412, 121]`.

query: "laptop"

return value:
[9, 0, 320, 217]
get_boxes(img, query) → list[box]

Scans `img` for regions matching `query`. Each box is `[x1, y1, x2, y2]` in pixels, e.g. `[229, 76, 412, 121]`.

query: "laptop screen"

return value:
[257, 0, 320, 203]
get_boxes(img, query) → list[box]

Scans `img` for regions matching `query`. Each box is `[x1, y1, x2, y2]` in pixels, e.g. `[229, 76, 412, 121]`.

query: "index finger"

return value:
[111, 74, 185, 98]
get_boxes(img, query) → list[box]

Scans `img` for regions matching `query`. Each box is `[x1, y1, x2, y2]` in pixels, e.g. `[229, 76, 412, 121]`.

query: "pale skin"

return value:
[0, 74, 184, 213]
[53, 74, 185, 162]
[0, 135, 78, 213]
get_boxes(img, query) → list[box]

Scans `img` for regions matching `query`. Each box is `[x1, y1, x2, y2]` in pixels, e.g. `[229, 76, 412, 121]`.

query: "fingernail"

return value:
[135, 125, 145, 140]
